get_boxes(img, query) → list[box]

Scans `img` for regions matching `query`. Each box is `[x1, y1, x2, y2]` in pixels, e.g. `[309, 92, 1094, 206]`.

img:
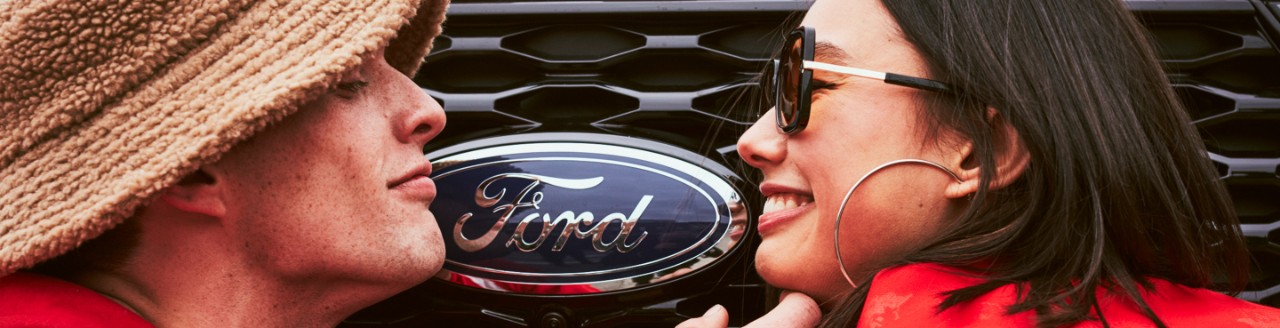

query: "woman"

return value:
[684, 0, 1280, 326]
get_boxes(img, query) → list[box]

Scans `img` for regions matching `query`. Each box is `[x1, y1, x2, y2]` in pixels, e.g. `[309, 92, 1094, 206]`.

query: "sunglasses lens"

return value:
[777, 34, 803, 129]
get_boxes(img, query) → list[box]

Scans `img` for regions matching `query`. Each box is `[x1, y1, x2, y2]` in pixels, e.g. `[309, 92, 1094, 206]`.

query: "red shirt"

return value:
[860, 263, 1280, 327]
[0, 272, 153, 327]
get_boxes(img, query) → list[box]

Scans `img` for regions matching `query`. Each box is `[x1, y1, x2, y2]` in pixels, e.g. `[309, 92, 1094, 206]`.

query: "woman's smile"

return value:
[757, 192, 814, 235]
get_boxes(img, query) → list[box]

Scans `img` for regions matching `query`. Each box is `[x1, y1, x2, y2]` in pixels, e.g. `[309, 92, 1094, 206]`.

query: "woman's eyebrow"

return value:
[814, 41, 853, 64]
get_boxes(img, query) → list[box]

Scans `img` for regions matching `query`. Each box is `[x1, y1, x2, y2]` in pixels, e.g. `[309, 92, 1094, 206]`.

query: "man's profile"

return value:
[0, 0, 451, 326]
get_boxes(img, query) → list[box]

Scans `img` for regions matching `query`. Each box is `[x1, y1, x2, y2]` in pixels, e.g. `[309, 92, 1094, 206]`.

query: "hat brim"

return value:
[0, 0, 448, 274]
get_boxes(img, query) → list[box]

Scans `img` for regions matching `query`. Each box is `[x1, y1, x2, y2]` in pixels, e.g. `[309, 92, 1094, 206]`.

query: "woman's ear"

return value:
[158, 167, 227, 218]
[944, 107, 1030, 199]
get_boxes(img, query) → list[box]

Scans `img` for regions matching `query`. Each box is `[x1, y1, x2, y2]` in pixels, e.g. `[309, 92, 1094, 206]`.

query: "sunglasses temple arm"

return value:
[884, 73, 950, 93]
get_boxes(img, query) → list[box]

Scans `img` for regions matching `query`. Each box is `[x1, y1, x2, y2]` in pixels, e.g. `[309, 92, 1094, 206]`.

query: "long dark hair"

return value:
[822, 0, 1250, 327]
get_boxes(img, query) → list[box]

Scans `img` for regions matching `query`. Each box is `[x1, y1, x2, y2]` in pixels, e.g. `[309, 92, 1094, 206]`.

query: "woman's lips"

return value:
[757, 193, 814, 236]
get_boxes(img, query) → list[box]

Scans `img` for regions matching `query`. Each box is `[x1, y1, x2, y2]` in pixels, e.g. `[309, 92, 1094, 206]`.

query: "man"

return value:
[0, 0, 449, 326]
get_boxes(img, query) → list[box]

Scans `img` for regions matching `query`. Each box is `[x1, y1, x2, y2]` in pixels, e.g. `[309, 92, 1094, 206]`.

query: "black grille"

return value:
[1128, 0, 1280, 305]
[345, 3, 802, 327]
[417, 4, 801, 157]
[345, 1, 1280, 326]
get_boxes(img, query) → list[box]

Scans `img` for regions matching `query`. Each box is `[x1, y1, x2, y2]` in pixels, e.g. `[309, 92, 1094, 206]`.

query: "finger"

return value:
[744, 291, 821, 328]
[676, 304, 729, 328]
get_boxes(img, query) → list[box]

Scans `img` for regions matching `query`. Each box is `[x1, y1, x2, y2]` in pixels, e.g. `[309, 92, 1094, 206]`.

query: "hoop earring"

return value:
[833, 159, 963, 287]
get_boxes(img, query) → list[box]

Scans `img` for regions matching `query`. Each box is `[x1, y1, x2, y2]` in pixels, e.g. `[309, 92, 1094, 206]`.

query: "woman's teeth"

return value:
[762, 193, 813, 214]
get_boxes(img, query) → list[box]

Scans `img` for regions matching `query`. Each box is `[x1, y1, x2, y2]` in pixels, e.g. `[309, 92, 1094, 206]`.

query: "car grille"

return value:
[344, 1, 1280, 327]
[1137, 0, 1280, 306]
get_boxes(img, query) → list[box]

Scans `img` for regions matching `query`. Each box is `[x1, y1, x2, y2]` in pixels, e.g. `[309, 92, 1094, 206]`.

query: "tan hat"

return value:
[0, 0, 449, 275]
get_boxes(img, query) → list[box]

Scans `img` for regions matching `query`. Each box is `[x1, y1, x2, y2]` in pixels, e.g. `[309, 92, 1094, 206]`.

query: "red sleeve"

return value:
[858, 263, 1280, 327]
[0, 272, 154, 328]
[1131, 279, 1280, 327]
[858, 263, 1034, 327]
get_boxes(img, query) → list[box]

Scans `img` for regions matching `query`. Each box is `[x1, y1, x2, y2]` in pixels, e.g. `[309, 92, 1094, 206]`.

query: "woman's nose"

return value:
[737, 108, 787, 169]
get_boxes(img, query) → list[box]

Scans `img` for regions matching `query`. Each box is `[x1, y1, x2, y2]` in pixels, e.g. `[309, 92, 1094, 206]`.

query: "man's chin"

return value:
[390, 243, 446, 283]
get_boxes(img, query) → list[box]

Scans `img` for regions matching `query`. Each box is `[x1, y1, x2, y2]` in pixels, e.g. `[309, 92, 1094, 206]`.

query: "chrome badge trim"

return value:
[427, 141, 747, 294]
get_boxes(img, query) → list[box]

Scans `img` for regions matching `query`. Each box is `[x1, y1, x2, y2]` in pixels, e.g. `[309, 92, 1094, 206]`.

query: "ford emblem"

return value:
[426, 136, 747, 294]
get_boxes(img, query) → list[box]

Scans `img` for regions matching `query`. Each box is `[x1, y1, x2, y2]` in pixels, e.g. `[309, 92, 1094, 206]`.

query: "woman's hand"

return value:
[676, 291, 821, 328]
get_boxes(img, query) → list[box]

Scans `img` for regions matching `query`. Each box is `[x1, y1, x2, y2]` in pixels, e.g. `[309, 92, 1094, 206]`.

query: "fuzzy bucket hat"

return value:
[0, 0, 449, 275]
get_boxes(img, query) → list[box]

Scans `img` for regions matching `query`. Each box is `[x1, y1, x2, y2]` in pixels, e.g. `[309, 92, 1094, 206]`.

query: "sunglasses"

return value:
[762, 26, 952, 134]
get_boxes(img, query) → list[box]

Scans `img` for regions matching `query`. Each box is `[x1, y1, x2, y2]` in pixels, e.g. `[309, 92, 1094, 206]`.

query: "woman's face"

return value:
[737, 0, 965, 304]
[214, 48, 446, 290]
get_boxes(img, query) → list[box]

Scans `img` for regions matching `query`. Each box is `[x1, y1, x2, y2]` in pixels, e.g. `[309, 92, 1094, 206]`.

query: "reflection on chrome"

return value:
[455, 173, 651, 253]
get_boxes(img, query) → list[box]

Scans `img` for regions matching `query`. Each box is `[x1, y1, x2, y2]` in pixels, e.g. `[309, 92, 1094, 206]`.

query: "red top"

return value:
[860, 263, 1280, 327]
[0, 272, 153, 328]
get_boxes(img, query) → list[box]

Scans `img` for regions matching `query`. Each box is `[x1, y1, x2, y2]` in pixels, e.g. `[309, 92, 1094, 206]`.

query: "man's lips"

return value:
[390, 161, 436, 202]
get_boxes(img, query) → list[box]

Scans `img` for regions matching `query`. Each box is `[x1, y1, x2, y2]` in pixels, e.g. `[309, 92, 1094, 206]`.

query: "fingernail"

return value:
[704, 304, 725, 316]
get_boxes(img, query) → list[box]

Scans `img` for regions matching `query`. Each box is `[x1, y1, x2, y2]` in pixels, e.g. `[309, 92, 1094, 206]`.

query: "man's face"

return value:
[213, 48, 446, 286]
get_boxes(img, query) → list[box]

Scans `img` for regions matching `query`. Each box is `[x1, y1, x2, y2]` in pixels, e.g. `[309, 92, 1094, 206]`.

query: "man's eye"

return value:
[335, 80, 370, 96]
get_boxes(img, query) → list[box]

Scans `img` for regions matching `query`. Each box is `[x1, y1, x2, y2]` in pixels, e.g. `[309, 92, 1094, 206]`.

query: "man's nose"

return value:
[395, 75, 446, 149]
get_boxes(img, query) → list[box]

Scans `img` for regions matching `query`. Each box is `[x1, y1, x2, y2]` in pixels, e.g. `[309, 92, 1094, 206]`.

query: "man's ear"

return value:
[944, 107, 1030, 199]
[158, 167, 227, 218]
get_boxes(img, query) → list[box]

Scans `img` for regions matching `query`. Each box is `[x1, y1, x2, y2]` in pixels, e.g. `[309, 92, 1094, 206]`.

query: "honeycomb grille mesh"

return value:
[419, 11, 790, 160]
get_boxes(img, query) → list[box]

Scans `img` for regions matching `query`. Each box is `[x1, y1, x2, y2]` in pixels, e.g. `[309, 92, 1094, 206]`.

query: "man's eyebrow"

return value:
[814, 41, 852, 64]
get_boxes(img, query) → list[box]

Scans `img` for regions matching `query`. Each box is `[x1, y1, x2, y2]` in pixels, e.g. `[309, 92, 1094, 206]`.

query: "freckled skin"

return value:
[736, 0, 966, 306]
[70, 47, 449, 328]
[216, 49, 446, 284]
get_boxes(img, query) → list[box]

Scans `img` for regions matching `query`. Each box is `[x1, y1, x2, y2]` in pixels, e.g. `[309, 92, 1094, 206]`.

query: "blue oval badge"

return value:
[427, 140, 746, 294]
